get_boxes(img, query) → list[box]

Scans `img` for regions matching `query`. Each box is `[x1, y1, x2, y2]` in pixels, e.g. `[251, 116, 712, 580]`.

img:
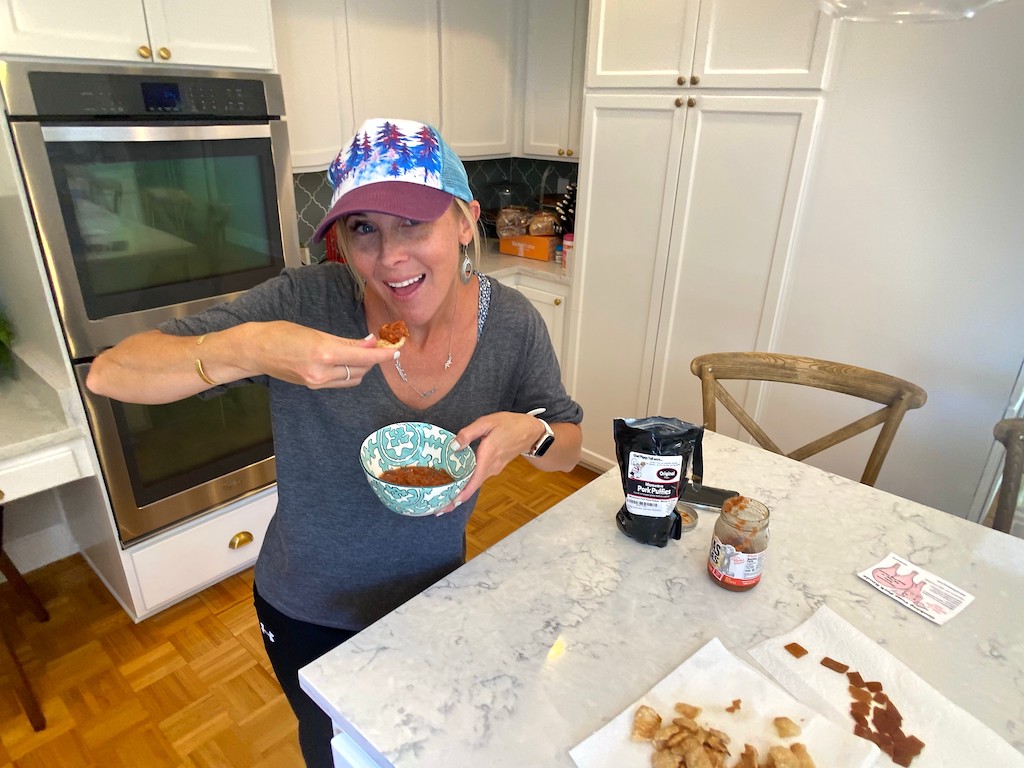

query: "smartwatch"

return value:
[525, 417, 555, 458]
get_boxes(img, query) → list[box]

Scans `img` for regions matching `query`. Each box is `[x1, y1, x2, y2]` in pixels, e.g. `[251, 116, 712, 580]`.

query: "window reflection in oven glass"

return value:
[112, 383, 273, 507]
[47, 137, 285, 319]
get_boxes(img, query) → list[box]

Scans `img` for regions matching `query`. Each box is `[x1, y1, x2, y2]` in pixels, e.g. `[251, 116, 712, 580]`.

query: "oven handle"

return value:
[40, 123, 272, 143]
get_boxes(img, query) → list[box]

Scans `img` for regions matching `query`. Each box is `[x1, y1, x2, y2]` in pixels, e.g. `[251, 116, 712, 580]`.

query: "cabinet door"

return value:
[346, 0, 440, 128]
[522, 0, 577, 159]
[272, 0, 353, 171]
[692, 0, 834, 89]
[586, 0, 700, 89]
[517, 281, 566, 366]
[0, 0, 149, 62]
[143, 0, 275, 69]
[439, 0, 517, 157]
[647, 95, 821, 434]
[565, 94, 690, 469]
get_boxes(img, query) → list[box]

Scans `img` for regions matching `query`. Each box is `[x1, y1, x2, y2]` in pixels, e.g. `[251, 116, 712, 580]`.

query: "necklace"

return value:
[393, 287, 458, 399]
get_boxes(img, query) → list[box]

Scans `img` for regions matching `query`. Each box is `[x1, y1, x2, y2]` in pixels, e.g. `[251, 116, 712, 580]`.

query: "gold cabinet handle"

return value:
[690, 75, 700, 85]
[687, 97, 697, 108]
[138, 45, 152, 59]
[557, 148, 565, 156]
[677, 75, 686, 86]
[158, 47, 172, 60]
[554, 298, 562, 306]
[675, 97, 684, 108]
[229, 531, 254, 549]
[566, 149, 574, 157]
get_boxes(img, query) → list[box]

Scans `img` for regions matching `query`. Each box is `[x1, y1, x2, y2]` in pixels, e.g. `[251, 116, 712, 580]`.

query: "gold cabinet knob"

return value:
[687, 97, 697, 108]
[228, 531, 254, 549]
[557, 148, 565, 156]
[690, 75, 700, 85]
[158, 47, 172, 60]
[138, 45, 152, 59]
[566, 149, 574, 157]
[677, 75, 685, 86]
[675, 97, 684, 108]
[554, 298, 562, 306]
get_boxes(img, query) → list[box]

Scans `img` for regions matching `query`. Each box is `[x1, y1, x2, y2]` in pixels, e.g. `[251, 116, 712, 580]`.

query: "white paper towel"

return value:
[749, 605, 1024, 768]
[570, 637, 879, 768]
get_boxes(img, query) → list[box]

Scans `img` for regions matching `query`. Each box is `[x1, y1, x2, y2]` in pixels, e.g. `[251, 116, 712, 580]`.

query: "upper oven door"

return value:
[11, 120, 300, 359]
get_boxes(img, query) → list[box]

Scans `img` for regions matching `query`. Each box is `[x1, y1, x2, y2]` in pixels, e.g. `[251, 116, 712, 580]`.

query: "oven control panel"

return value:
[26, 71, 270, 119]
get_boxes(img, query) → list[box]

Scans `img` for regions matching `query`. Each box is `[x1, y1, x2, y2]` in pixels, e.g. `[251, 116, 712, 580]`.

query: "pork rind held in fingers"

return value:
[376, 320, 409, 349]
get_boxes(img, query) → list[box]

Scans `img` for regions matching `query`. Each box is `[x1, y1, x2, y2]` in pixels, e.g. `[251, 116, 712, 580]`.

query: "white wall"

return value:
[761, 3, 1024, 515]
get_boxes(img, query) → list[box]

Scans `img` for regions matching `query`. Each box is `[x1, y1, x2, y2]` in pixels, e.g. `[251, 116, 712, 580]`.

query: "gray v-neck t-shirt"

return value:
[161, 263, 582, 630]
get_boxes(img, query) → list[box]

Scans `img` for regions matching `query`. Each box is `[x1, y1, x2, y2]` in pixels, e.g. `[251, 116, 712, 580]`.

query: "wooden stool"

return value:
[0, 493, 49, 731]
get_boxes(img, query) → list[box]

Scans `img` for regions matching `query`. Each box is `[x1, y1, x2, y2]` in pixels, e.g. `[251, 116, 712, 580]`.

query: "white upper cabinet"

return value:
[439, 0, 517, 157]
[346, 0, 516, 157]
[272, 0, 353, 172]
[346, 0, 441, 128]
[0, 0, 275, 69]
[522, 0, 587, 160]
[587, 0, 834, 90]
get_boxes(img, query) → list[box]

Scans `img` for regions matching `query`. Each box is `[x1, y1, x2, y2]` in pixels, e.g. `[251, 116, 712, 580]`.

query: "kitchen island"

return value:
[300, 431, 1024, 767]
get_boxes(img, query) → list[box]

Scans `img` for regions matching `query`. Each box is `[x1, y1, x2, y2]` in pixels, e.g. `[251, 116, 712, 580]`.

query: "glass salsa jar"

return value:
[706, 496, 770, 591]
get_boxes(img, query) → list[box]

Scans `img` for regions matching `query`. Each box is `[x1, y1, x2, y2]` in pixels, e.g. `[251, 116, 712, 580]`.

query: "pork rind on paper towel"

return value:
[569, 638, 878, 768]
[749, 606, 1024, 768]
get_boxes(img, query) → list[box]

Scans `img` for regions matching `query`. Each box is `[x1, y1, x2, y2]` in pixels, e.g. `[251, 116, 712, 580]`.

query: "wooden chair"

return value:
[0, 493, 49, 731]
[992, 418, 1024, 534]
[690, 352, 927, 487]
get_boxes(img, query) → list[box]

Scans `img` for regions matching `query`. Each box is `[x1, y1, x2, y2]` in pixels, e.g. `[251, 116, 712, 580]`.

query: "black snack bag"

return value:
[613, 416, 704, 547]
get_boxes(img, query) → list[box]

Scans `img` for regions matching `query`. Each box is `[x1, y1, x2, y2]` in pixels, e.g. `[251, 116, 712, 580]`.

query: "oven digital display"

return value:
[141, 82, 182, 112]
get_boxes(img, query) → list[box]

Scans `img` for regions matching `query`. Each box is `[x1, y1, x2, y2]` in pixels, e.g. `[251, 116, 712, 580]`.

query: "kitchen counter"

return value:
[0, 360, 93, 501]
[300, 431, 1024, 767]
[478, 237, 570, 287]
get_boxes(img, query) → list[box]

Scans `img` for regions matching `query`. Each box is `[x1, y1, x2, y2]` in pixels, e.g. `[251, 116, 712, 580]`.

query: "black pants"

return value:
[254, 585, 357, 768]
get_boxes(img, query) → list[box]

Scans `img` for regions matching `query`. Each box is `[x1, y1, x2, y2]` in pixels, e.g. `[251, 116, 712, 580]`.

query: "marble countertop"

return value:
[478, 238, 570, 287]
[0, 367, 83, 462]
[302, 423, 1024, 766]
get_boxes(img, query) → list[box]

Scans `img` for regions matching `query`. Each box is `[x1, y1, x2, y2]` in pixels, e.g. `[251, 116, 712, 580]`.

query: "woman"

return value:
[87, 117, 584, 767]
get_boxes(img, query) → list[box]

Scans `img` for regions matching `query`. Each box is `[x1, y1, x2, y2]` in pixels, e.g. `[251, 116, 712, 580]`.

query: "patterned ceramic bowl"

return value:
[359, 421, 477, 517]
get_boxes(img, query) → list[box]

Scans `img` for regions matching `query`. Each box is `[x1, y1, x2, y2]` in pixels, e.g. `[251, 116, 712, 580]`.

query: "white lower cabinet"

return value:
[490, 270, 569, 371]
[516, 278, 567, 368]
[566, 92, 820, 469]
[130, 486, 277, 614]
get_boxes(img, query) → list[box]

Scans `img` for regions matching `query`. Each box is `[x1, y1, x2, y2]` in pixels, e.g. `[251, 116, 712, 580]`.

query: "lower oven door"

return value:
[74, 363, 276, 546]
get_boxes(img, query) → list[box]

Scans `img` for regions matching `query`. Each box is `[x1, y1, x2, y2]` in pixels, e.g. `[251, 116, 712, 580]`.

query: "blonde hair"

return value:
[335, 198, 482, 301]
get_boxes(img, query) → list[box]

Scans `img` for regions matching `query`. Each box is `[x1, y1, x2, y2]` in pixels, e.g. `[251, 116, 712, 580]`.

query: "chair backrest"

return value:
[689, 352, 927, 486]
[992, 418, 1024, 534]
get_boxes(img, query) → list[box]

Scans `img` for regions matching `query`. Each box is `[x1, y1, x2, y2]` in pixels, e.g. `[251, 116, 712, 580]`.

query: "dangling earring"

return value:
[459, 242, 473, 285]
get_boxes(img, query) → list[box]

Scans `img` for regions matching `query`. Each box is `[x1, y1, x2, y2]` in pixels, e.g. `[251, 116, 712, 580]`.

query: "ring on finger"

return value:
[344, 364, 351, 382]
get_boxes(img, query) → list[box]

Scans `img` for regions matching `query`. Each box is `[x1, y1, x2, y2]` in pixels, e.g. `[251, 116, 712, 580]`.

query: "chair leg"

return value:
[0, 620, 46, 731]
[0, 550, 50, 623]
[0, 504, 50, 622]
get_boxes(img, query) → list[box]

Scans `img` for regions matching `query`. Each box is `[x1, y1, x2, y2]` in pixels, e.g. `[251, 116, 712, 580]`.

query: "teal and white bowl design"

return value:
[359, 421, 476, 517]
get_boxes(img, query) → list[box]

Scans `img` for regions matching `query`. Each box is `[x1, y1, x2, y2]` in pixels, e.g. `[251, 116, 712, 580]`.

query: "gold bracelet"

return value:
[194, 334, 217, 386]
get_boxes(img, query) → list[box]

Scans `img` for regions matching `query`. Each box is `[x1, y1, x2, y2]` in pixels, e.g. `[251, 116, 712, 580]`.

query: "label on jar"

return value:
[623, 451, 683, 517]
[707, 534, 765, 587]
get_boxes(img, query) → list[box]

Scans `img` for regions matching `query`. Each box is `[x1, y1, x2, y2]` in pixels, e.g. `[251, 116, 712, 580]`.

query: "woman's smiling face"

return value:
[343, 202, 475, 326]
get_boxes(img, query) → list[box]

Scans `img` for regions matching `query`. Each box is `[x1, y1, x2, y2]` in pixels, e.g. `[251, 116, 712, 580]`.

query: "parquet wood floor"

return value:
[0, 457, 598, 767]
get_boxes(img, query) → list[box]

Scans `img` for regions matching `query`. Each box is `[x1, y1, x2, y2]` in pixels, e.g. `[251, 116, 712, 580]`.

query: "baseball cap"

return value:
[311, 118, 473, 243]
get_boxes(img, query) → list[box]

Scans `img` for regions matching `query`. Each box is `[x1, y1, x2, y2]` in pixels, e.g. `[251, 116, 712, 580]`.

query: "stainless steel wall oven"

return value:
[1, 60, 300, 545]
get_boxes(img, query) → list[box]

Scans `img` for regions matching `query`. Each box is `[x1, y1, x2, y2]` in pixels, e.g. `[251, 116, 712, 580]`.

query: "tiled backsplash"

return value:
[293, 158, 579, 263]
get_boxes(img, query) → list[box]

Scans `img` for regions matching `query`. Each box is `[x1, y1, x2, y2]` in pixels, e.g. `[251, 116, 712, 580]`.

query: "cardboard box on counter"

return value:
[498, 235, 558, 262]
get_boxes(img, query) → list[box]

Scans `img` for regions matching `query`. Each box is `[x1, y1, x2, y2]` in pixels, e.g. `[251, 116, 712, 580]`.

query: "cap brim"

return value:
[311, 181, 455, 244]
